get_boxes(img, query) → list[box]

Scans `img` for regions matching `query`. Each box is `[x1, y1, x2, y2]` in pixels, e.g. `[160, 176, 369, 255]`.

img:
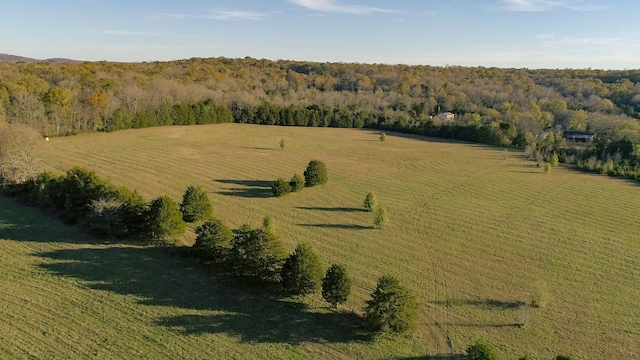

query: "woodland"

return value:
[1, 57, 640, 181]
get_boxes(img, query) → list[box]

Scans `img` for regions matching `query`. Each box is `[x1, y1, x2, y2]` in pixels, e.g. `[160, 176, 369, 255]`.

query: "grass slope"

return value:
[2, 124, 639, 359]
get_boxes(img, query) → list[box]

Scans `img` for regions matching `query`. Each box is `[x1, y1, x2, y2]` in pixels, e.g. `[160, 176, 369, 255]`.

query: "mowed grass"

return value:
[2, 123, 639, 359]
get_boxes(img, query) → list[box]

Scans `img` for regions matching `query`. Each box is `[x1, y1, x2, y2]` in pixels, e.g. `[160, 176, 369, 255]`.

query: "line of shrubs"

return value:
[271, 160, 327, 197]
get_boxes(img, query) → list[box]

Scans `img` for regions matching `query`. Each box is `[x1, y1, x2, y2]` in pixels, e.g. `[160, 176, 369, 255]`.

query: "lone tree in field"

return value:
[304, 160, 328, 187]
[229, 225, 288, 282]
[322, 264, 352, 308]
[272, 178, 292, 197]
[363, 192, 378, 212]
[194, 217, 233, 261]
[364, 275, 418, 334]
[279, 138, 286, 149]
[281, 243, 324, 295]
[380, 132, 386, 142]
[289, 173, 304, 192]
[179, 185, 213, 222]
[147, 195, 186, 242]
[373, 207, 388, 229]
[465, 339, 497, 360]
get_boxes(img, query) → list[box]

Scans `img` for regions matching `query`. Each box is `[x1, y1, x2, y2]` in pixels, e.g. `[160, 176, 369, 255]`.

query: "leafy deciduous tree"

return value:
[0, 123, 44, 184]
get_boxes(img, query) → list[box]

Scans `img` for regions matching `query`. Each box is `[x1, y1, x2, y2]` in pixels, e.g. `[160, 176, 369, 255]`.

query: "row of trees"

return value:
[3, 165, 213, 242]
[1, 157, 417, 336]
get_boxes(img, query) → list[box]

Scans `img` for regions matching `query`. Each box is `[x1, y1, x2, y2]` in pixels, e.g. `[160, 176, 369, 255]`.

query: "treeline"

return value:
[1, 57, 639, 144]
[106, 99, 233, 132]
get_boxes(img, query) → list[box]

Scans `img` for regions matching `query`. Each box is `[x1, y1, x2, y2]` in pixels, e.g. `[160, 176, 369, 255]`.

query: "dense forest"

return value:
[1, 57, 640, 150]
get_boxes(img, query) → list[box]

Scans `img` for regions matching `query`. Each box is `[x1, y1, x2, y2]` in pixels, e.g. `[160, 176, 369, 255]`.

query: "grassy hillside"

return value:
[2, 124, 639, 359]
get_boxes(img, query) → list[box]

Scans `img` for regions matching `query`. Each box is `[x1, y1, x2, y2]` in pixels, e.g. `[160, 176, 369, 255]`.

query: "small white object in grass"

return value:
[45, 136, 49, 141]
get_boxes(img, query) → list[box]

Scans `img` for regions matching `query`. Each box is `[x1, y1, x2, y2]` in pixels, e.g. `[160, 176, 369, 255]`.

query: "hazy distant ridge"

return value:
[0, 53, 80, 63]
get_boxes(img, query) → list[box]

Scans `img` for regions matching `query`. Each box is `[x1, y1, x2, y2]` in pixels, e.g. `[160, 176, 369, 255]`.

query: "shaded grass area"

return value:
[37, 246, 370, 345]
[215, 179, 273, 198]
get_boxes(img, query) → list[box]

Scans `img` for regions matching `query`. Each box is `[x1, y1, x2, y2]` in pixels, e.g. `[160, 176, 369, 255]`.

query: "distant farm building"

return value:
[436, 112, 455, 121]
[562, 131, 594, 142]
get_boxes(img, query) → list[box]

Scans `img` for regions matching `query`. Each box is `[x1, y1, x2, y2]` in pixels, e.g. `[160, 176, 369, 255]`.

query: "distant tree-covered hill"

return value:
[0, 56, 639, 145]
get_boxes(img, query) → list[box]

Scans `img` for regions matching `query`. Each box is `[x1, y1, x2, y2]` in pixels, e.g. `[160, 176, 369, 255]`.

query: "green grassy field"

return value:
[2, 124, 639, 359]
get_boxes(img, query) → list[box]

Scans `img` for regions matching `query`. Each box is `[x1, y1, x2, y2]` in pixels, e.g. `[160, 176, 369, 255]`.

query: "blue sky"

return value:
[1, 0, 638, 69]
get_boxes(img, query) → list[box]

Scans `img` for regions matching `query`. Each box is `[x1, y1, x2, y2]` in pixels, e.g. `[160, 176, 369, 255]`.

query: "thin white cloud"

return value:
[96, 30, 163, 36]
[288, 0, 395, 14]
[497, 0, 608, 12]
[207, 11, 267, 21]
[154, 10, 266, 21]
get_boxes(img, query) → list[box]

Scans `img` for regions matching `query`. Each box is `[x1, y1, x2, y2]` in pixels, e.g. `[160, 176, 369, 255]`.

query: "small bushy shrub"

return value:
[289, 173, 304, 192]
[272, 178, 292, 197]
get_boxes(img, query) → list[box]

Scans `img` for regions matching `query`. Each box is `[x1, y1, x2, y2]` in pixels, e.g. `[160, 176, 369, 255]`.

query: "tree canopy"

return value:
[304, 160, 328, 187]
[364, 275, 418, 334]
[179, 185, 213, 222]
[322, 264, 352, 308]
[281, 243, 324, 295]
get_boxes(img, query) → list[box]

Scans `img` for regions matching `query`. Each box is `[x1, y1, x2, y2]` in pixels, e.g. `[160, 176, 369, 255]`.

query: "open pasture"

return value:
[1, 124, 639, 359]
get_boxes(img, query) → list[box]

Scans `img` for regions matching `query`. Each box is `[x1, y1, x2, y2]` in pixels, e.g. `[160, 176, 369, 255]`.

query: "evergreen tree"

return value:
[304, 160, 328, 187]
[289, 173, 305, 192]
[194, 217, 233, 261]
[271, 178, 292, 197]
[364, 275, 418, 334]
[465, 339, 498, 360]
[373, 207, 388, 229]
[147, 195, 186, 242]
[179, 185, 213, 222]
[229, 226, 287, 282]
[262, 215, 276, 234]
[364, 192, 378, 212]
[322, 264, 352, 308]
[281, 243, 324, 295]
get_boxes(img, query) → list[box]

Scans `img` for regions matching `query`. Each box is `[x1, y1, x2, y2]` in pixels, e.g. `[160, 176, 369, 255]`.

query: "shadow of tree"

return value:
[0, 195, 92, 244]
[242, 147, 277, 151]
[36, 246, 370, 345]
[432, 298, 527, 310]
[296, 206, 367, 213]
[215, 179, 273, 198]
[297, 224, 373, 230]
